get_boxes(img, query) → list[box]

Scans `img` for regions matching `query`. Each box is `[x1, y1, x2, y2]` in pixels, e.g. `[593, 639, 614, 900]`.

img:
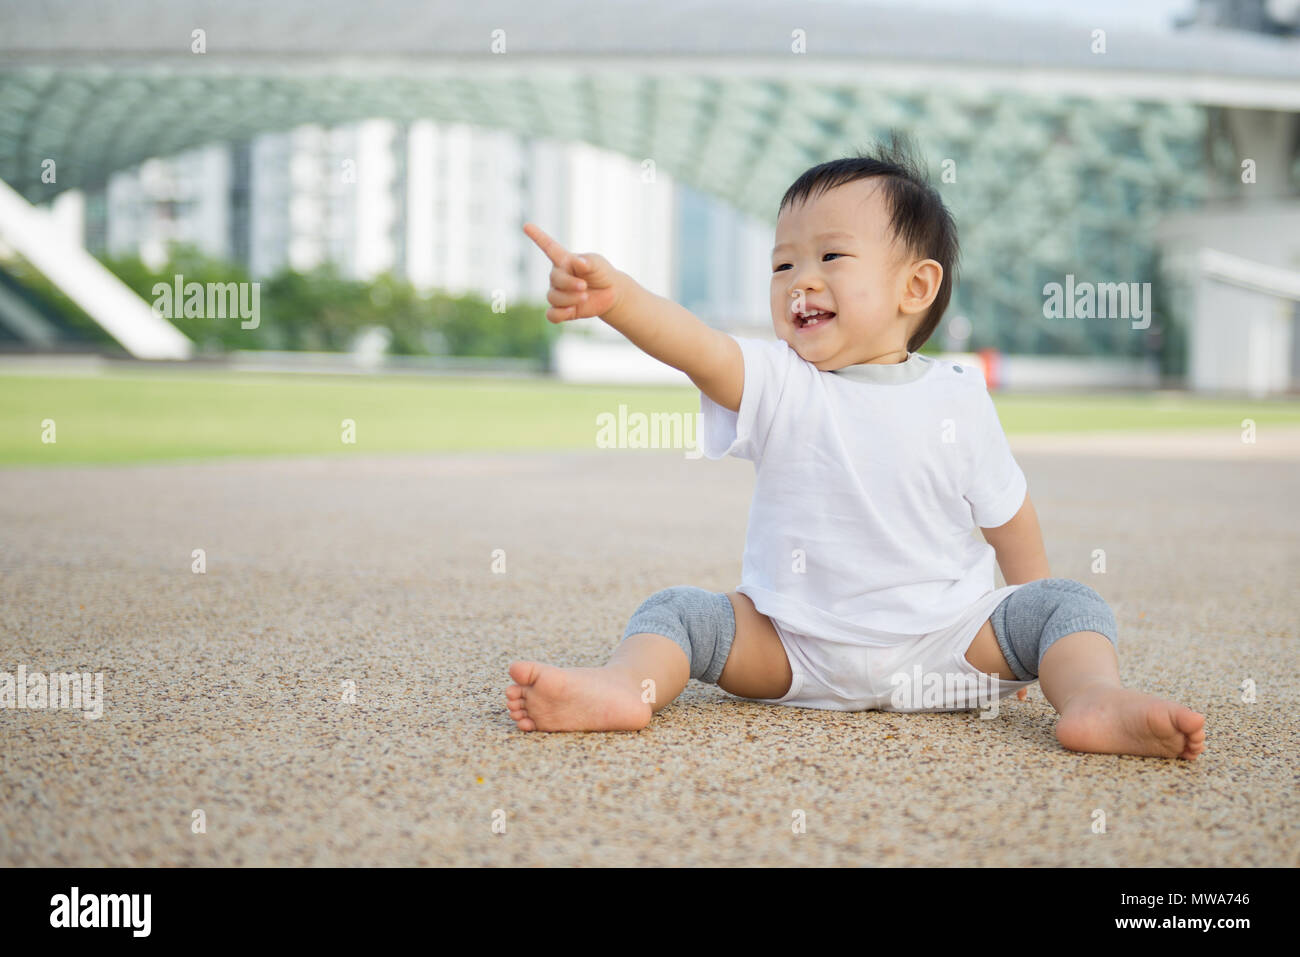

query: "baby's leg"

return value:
[505, 588, 792, 732]
[965, 579, 1206, 759]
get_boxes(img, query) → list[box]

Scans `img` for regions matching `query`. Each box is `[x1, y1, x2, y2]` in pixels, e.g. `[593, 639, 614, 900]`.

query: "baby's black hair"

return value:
[778, 131, 958, 353]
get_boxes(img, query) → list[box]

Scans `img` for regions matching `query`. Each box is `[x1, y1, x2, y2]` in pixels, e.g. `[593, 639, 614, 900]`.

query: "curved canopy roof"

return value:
[2, 0, 1296, 353]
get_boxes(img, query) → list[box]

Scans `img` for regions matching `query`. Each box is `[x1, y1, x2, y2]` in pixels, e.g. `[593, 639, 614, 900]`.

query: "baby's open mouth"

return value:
[795, 309, 835, 329]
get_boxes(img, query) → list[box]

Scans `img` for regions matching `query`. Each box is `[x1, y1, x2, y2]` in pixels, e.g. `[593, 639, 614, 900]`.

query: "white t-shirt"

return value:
[700, 335, 1027, 644]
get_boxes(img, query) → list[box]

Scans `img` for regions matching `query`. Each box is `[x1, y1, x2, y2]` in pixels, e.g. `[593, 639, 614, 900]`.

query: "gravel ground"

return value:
[2, 428, 1297, 866]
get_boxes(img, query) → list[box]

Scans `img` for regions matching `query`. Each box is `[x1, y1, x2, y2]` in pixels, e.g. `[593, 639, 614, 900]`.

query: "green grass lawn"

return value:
[2, 370, 1298, 466]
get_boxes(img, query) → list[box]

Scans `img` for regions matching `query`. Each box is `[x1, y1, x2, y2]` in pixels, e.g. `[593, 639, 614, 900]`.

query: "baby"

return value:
[507, 138, 1206, 759]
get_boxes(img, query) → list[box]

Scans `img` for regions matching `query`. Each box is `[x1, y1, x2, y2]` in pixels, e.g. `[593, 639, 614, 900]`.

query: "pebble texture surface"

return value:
[1, 431, 1296, 866]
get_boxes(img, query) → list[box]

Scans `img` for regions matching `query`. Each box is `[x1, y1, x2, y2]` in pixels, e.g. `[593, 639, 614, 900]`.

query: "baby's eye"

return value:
[769, 252, 842, 270]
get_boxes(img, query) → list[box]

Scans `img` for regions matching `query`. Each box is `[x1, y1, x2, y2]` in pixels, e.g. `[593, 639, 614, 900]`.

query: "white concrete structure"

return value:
[551, 333, 1162, 391]
[0, 178, 192, 359]
[1190, 249, 1300, 396]
[1158, 203, 1300, 395]
[552, 332, 692, 385]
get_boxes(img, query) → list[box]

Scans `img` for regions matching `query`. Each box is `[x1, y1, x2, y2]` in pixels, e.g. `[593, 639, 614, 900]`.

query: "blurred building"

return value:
[96, 122, 769, 326]
[2, 0, 1298, 391]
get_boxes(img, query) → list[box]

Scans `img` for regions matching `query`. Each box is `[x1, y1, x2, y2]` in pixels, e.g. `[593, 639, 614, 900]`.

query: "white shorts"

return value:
[746, 584, 1036, 712]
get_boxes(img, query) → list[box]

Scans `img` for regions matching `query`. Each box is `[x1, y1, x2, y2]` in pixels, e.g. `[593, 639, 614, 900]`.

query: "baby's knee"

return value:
[992, 578, 1117, 680]
[624, 586, 736, 684]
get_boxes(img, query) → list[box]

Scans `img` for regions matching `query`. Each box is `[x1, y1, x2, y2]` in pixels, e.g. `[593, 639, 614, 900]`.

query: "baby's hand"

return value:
[523, 222, 625, 323]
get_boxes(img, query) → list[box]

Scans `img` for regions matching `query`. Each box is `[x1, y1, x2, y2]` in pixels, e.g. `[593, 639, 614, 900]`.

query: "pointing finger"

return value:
[523, 222, 570, 267]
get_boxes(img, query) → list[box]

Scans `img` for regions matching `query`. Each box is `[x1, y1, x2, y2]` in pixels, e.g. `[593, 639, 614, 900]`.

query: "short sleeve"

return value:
[698, 336, 794, 463]
[964, 383, 1027, 528]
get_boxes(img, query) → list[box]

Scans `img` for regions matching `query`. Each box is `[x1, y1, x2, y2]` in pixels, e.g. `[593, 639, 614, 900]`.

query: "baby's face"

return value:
[770, 178, 916, 369]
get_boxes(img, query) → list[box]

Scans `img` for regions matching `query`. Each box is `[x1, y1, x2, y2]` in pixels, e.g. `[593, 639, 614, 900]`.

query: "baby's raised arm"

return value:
[523, 223, 744, 412]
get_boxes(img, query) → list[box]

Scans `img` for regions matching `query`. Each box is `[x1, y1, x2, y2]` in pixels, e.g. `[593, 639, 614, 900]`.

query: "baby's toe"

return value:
[508, 660, 543, 686]
[1175, 707, 1205, 734]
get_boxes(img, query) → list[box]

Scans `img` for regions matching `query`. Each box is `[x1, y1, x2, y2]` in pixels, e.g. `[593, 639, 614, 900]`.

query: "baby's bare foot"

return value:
[1055, 684, 1206, 759]
[505, 660, 652, 732]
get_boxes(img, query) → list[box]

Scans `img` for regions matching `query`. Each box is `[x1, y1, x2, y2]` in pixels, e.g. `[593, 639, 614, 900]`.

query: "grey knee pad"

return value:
[990, 578, 1118, 681]
[623, 586, 736, 683]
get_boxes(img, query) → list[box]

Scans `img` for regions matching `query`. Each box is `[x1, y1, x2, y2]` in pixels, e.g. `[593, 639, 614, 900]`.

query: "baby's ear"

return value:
[908, 260, 943, 303]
